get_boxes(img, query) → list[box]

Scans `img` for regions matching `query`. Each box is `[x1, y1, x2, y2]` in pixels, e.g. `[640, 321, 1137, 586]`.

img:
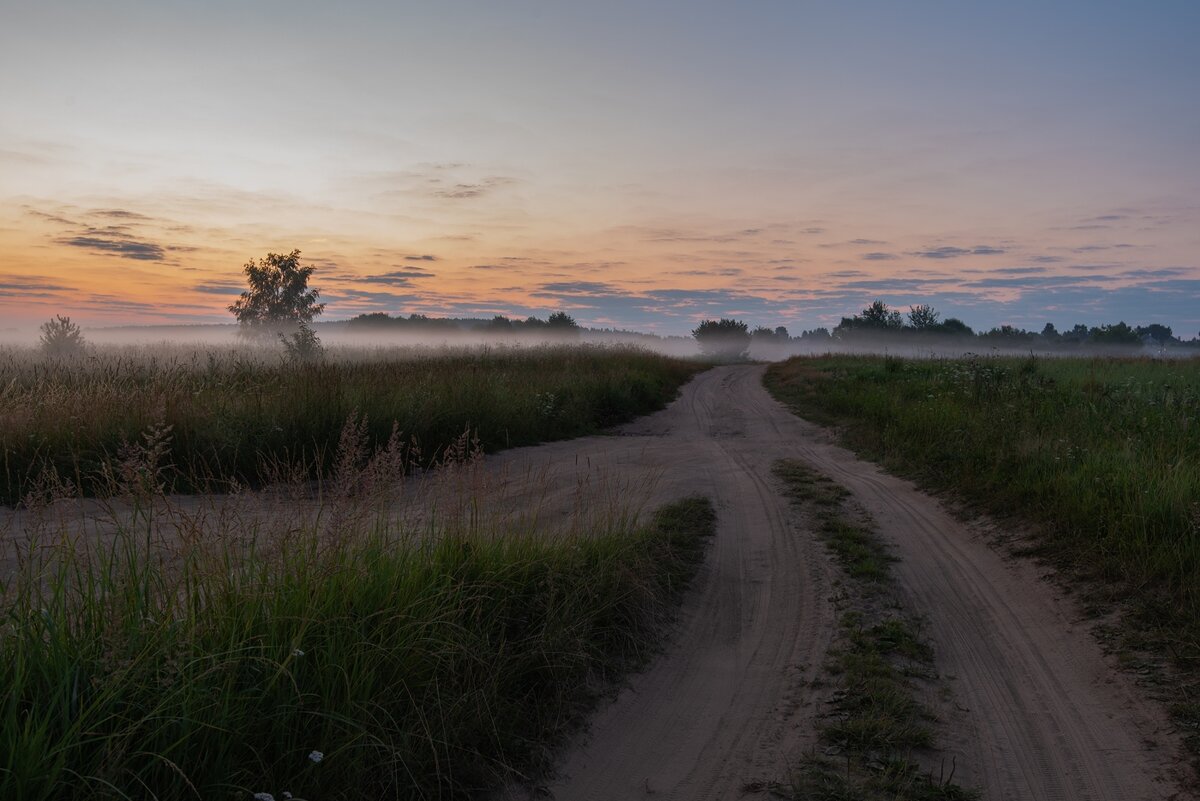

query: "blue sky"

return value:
[1, 1, 1198, 335]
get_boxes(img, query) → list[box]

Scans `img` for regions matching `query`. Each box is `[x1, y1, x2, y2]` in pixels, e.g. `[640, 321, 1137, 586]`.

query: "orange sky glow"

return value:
[2, 2, 1198, 336]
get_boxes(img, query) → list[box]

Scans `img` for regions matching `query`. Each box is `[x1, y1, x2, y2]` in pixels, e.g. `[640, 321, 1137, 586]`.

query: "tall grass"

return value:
[765, 355, 1200, 749]
[1, 481, 715, 800]
[0, 344, 700, 503]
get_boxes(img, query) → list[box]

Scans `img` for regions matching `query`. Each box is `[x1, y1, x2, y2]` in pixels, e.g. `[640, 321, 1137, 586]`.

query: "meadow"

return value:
[765, 354, 1200, 746]
[2, 483, 714, 800]
[0, 342, 718, 799]
[0, 341, 715, 798]
[0, 344, 701, 504]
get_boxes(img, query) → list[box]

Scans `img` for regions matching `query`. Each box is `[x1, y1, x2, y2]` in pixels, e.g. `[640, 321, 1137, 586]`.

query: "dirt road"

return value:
[489, 365, 1189, 800]
[4, 365, 1189, 799]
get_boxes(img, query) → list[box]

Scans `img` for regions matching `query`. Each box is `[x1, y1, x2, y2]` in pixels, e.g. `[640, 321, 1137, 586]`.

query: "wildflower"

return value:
[253, 794, 275, 801]
[283, 794, 293, 800]
[308, 750, 324, 764]
[293, 648, 305, 657]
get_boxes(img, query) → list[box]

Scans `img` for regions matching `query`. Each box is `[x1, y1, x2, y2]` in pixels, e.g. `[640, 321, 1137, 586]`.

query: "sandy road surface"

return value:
[3, 366, 1190, 799]
[486, 365, 1190, 800]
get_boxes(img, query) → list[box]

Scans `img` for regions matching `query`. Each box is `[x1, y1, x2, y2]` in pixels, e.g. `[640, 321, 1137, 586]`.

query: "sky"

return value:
[2, 0, 1198, 336]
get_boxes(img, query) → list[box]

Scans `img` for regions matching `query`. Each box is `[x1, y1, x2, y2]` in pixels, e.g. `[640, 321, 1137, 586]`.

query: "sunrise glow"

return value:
[2, 1, 1197, 334]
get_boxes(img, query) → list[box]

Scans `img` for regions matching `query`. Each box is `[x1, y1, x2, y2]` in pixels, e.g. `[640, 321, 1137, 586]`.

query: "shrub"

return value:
[38, 315, 86, 357]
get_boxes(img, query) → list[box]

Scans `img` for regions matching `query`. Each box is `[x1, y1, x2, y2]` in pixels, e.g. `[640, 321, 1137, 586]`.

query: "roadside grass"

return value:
[0, 344, 701, 504]
[765, 355, 1200, 758]
[772, 460, 975, 801]
[0, 477, 715, 801]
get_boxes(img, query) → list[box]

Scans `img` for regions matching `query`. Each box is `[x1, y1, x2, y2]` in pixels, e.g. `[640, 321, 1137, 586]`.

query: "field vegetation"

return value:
[765, 354, 1200, 752]
[1, 417, 715, 799]
[0, 344, 700, 504]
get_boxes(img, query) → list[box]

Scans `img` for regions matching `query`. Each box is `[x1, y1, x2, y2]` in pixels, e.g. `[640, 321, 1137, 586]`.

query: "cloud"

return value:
[26, 209, 77, 226]
[669, 267, 743, 277]
[0, 274, 71, 300]
[988, 266, 1046, 275]
[193, 282, 245, 295]
[537, 281, 622, 296]
[838, 278, 960, 291]
[909, 245, 1007, 259]
[432, 176, 515, 199]
[861, 252, 897, 261]
[1118, 268, 1191, 278]
[359, 270, 435, 287]
[57, 233, 165, 260]
[404, 254, 438, 261]
[0, 274, 69, 293]
[90, 209, 153, 221]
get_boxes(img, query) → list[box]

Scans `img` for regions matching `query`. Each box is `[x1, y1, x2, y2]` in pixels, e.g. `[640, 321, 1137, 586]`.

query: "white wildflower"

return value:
[253, 794, 275, 801]
[308, 750, 324, 764]
[293, 648, 305, 657]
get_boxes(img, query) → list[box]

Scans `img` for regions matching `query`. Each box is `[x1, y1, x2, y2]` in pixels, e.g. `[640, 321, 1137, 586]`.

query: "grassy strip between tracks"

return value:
[765, 355, 1200, 760]
[1, 496, 716, 801]
[771, 459, 976, 801]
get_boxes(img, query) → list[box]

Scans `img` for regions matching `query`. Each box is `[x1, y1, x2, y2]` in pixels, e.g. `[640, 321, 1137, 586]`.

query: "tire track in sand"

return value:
[493, 365, 1190, 800]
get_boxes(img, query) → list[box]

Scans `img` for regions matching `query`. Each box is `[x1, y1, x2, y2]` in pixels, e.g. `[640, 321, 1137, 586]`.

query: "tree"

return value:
[860, 300, 904, 329]
[546, 311, 580, 336]
[907, 304, 940, 330]
[1090, 321, 1140, 345]
[834, 300, 904, 338]
[487, 315, 514, 332]
[1041, 322, 1059, 340]
[1061, 323, 1090, 343]
[39, 315, 86, 357]
[228, 250, 325, 339]
[692, 318, 751, 359]
[935, 318, 973, 337]
[1136, 323, 1173, 344]
[751, 326, 778, 341]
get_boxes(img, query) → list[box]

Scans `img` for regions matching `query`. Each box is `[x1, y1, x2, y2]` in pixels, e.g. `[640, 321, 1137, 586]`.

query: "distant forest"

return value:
[341, 301, 1198, 351]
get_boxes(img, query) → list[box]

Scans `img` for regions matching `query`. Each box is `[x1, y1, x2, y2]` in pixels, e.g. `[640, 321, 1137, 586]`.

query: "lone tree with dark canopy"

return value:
[692, 318, 751, 360]
[229, 250, 325, 340]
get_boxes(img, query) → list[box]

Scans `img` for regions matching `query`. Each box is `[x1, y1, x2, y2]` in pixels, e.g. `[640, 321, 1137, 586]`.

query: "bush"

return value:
[38, 315, 86, 357]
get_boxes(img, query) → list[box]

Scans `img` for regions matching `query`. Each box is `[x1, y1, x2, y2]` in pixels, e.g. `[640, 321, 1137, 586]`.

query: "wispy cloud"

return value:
[909, 245, 1007, 259]
[57, 232, 165, 260]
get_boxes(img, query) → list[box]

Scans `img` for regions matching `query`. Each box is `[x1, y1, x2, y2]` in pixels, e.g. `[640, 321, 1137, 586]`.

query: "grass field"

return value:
[1, 480, 715, 800]
[765, 354, 1200, 750]
[0, 344, 701, 504]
